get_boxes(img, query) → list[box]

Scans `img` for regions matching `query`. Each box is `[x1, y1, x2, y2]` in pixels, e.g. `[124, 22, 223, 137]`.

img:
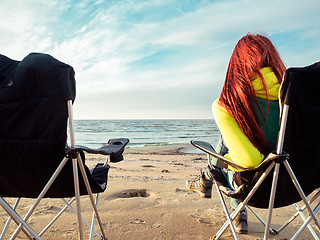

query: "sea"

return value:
[71, 119, 221, 153]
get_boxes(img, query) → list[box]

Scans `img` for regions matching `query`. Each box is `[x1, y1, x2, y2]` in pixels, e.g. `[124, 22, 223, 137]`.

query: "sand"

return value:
[0, 145, 319, 239]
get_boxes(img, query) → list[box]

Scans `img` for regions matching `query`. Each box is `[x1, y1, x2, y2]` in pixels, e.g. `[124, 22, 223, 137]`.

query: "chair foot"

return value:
[270, 228, 278, 234]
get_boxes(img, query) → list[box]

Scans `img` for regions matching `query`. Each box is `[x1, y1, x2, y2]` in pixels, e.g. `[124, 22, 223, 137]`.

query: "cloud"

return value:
[1, 0, 319, 118]
[0, 0, 65, 57]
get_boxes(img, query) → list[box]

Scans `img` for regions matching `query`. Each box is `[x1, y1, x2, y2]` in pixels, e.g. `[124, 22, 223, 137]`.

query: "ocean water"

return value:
[72, 119, 221, 151]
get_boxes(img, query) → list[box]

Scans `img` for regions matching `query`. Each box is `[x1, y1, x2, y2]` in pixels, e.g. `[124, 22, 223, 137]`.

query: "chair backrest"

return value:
[279, 61, 320, 204]
[0, 53, 77, 198]
[242, 62, 320, 208]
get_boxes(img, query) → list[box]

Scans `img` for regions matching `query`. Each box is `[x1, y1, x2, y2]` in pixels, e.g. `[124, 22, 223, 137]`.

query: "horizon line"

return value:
[73, 118, 213, 120]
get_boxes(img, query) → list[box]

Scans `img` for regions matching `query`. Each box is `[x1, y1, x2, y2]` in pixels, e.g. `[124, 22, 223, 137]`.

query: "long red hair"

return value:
[219, 34, 286, 154]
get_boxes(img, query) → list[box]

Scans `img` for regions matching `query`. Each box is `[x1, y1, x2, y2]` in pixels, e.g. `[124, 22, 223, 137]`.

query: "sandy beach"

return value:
[0, 145, 319, 239]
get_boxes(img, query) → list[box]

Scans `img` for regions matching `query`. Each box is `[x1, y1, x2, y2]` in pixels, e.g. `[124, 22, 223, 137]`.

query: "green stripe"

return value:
[255, 98, 280, 149]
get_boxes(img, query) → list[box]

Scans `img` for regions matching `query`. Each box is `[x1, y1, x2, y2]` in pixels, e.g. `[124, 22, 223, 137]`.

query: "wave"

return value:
[72, 119, 220, 149]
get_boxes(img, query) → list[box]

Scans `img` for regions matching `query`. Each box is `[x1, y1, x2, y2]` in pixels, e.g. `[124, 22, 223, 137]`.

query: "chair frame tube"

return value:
[0, 198, 20, 239]
[263, 103, 289, 239]
[264, 103, 320, 239]
[276, 190, 320, 236]
[291, 203, 320, 240]
[90, 194, 100, 240]
[72, 157, 84, 240]
[0, 197, 40, 240]
[68, 100, 106, 240]
[262, 103, 320, 239]
[60, 198, 102, 238]
[76, 154, 106, 239]
[213, 161, 276, 239]
[38, 198, 76, 236]
[10, 156, 69, 240]
[292, 203, 320, 240]
[247, 206, 277, 234]
[213, 180, 239, 240]
[68, 100, 84, 240]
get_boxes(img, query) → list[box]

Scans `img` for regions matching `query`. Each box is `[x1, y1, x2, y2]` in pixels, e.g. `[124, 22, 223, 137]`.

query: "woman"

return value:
[186, 33, 286, 233]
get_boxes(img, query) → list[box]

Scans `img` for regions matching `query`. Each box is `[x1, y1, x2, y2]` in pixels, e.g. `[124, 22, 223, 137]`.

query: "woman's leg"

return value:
[204, 136, 228, 181]
[227, 170, 248, 234]
[227, 170, 241, 208]
[185, 136, 226, 198]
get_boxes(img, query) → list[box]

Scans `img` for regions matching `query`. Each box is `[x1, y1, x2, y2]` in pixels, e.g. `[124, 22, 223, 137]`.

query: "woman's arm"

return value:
[212, 99, 264, 169]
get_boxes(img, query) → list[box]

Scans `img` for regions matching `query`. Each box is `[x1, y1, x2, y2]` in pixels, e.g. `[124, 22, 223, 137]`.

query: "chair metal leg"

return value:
[89, 194, 100, 240]
[264, 163, 281, 240]
[72, 157, 84, 240]
[38, 198, 76, 237]
[246, 206, 277, 234]
[0, 198, 20, 239]
[262, 104, 288, 239]
[276, 190, 320, 234]
[60, 198, 102, 238]
[0, 197, 41, 240]
[77, 155, 107, 240]
[293, 203, 320, 240]
[10, 157, 69, 240]
[213, 161, 276, 239]
[10, 194, 104, 239]
[67, 100, 106, 239]
[284, 160, 320, 230]
[212, 181, 239, 240]
[291, 203, 320, 240]
[67, 99, 84, 240]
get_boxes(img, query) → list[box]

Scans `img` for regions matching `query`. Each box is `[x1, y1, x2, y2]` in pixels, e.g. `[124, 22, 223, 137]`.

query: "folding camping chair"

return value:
[191, 61, 320, 240]
[0, 53, 129, 239]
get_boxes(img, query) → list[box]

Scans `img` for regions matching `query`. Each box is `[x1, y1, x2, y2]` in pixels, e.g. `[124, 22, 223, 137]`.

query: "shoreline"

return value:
[125, 143, 204, 154]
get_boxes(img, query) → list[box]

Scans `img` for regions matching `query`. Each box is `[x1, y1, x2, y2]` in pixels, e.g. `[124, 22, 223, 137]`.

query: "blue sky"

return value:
[1, 0, 319, 119]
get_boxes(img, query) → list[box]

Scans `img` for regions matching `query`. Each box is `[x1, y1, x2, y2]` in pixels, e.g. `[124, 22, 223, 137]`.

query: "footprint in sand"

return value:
[116, 188, 150, 198]
[34, 205, 61, 215]
[189, 208, 226, 226]
[105, 188, 154, 200]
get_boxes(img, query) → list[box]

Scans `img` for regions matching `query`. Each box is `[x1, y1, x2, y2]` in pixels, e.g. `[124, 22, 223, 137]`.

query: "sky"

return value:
[1, 0, 319, 119]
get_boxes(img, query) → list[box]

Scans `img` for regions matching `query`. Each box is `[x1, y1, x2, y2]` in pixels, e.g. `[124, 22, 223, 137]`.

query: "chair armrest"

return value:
[190, 140, 289, 171]
[76, 138, 129, 155]
[70, 138, 130, 162]
[190, 140, 249, 170]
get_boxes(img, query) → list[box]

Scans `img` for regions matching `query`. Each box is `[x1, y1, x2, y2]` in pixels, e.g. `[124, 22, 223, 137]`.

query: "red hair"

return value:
[219, 33, 286, 154]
